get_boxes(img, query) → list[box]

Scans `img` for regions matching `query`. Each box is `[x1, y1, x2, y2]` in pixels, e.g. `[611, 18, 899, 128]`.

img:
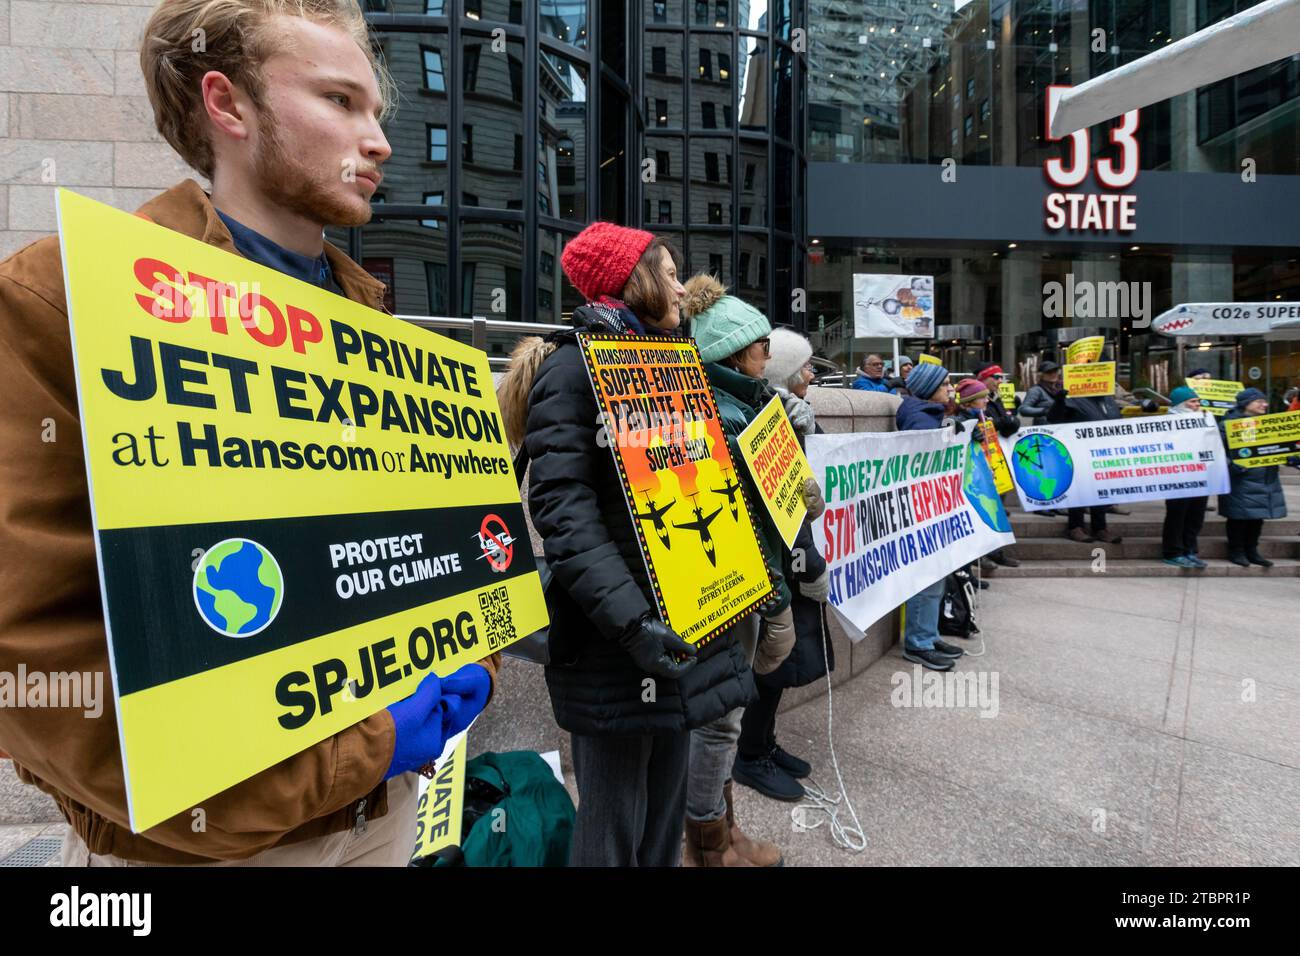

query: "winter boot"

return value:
[724, 779, 783, 866]
[682, 814, 755, 867]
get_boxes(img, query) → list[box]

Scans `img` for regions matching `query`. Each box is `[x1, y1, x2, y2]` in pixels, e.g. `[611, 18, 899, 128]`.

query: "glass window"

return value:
[746, 0, 770, 31]
[461, 36, 525, 209]
[772, 41, 793, 139]
[425, 1, 446, 13]
[691, 234, 732, 286]
[428, 124, 448, 161]
[644, 138, 682, 224]
[705, 152, 719, 182]
[357, 217, 448, 315]
[699, 48, 713, 81]
[648, 0, 682, 25]
[600, 85, 628, 222]
[645, 33, 684, 127]
[421, 47, 445, 91]
[540, 53, 588, 221]
[774, 145, 792, 233]
[465, 0, 482, 18]
[540, 0, 588, 48]
[422, 192, 443, 228]
[702, 101, 717, 128]
[461, 221, 524, 321]
[739, 36, 767, 131]
[708, 202, 723, 224]
[463, 45, 480, 91]
[739, 139, 767, 228]
[539, 229, 585, 320]
[691, 136, 731, 225]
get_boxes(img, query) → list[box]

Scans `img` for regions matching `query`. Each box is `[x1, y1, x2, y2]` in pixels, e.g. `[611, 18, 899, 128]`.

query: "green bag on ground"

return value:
[459, 751, 575, 867]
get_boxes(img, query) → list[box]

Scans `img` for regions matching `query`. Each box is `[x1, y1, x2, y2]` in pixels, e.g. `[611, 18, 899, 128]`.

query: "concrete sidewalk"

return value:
[4, 576, 1297, 866]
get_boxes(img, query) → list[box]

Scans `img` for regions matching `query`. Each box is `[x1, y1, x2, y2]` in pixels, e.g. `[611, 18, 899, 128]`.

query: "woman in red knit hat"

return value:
[498, 223, 757, 867]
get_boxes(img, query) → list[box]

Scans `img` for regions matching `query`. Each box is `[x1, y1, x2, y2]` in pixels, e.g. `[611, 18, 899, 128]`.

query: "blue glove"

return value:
[439, 663, 491, 741]
[383, 672, 447, 780]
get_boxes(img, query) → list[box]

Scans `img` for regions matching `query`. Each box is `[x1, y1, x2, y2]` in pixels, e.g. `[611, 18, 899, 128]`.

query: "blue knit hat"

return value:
[906, 363, 950, 401]
[1169, 385, 1197, 406]
[1236, 387, 1266, 407]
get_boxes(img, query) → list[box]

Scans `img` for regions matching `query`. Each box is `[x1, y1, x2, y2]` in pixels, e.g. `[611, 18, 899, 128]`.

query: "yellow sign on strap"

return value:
[916, 353, 942, 366]
[1066, 336, 1105, 365]
[978, 418, 1015, 494]
[579, 334, 774, 645]
[737, 395, 814, 550]
[1063, 361, 1116, 398]
[998, 382, 1017, 407]
[1225, 410, 1300, 467]
[412, 733, 468, 860]
[1187, 378, 1244, 417]
[56, 190, 546, 833]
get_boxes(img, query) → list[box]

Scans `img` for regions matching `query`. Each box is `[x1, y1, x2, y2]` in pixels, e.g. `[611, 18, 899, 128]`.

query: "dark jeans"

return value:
[737, 680, 784, 761]
[1067, 506, 1107, 532]
[569, 730, 690, 867]
[1162, 496, 1207, 558]
[1226, 517, 1264, 556]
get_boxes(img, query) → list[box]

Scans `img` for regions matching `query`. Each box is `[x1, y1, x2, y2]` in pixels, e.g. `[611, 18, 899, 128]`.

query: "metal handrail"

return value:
[393, 314, 571, 370]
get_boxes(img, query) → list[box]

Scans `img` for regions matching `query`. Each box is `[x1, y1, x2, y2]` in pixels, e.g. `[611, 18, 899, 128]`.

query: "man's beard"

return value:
[254, 110, 373, 228]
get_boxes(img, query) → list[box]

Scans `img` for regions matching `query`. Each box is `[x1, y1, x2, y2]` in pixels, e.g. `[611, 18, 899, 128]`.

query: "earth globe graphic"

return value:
[1010, 434, 1074, 503]
[964, 443, 1012, 533]
[193, 538, 284, 637]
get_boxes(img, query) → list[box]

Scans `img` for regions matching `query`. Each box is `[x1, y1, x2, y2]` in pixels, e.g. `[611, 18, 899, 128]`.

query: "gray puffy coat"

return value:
[1218, 409, 1288, 520]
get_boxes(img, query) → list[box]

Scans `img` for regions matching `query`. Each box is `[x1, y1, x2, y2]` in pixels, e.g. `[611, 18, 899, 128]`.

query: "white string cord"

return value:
[960, 566, 988, 657]
[789, 624, 867, 853]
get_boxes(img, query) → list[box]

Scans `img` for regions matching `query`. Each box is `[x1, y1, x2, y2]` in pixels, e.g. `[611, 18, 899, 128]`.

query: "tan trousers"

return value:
[59, 772, 419, 867]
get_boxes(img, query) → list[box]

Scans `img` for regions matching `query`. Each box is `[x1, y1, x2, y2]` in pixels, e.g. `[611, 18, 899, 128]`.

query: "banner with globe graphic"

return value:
[57, 191, 547, 833]
[807, 425, 1015, 637]
[1000, 413, 1231, 512]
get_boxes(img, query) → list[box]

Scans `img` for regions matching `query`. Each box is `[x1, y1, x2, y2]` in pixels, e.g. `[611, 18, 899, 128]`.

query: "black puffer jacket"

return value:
[518, 305, 754, 736]
[760, 505, 834, 690]
[1218, 408, 1288, 520]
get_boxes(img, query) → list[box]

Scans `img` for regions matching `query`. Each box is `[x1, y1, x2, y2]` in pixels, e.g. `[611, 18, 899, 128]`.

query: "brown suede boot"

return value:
[724, 779, 783, 867]
[682, 814, 755, 867]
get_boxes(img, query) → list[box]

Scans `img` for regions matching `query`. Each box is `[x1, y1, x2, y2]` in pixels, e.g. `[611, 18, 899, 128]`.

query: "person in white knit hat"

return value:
[763, 327, 817, 436]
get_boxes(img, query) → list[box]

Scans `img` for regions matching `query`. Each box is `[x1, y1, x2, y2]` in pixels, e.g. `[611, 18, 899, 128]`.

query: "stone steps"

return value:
[1005, 535, 1300, 560]
[982, 558, 1300, 578]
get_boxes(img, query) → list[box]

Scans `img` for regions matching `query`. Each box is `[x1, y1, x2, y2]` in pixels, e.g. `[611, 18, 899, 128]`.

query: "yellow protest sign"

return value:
[737, 395, 814, 549]
[579, 334, 774, 645]
[1225, 410, 1300, 467]
[917, 353, 941, 366]
[1187, 378, 1244, 417]
[1066, 336, 1105, 365]
[56, 190, 546, 833]
[998, 382, 1017, 407]
[1063, 361, 1116, 398]
[978, 419, 1015, 494]
[412, 733, 468, 860]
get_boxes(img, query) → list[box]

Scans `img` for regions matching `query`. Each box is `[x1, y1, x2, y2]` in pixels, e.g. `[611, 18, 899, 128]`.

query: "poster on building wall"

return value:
[853, 274, 935, 338]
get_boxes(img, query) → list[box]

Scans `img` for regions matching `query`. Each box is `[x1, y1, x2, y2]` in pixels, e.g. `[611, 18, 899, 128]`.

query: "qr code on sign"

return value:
[479, 585, 516, 651]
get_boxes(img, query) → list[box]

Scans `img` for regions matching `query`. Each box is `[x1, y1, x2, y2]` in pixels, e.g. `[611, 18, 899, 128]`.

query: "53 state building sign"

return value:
[57, 190, 546, 833]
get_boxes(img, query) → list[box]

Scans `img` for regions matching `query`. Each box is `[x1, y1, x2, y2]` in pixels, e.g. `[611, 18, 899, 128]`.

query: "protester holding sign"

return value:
[500, 223, 756, 868]
[1218, 389, 1288, 568]
[735, 328, 833, 803]
[680, 273, 808, 865]
[973, 362, 1021, 441]
[957, 379, 1018, 571]
[1046, 379, 1125, 545]
[1020, 360, 1064, 426]
[0, 0, 503, 867]
[1161, 387, 1209, 570]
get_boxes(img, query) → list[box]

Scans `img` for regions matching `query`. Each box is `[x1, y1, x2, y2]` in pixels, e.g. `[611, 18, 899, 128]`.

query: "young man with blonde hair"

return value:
[0, 0, 497, 866]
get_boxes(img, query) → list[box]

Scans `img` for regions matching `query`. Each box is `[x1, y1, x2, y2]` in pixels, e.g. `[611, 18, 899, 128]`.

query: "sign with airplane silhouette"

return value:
[580, 334, 775, 646]
[737, 394, 815, 549]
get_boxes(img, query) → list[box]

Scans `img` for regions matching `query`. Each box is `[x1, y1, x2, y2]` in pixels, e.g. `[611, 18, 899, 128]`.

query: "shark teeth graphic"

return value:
[1155, 317, 1194, 332]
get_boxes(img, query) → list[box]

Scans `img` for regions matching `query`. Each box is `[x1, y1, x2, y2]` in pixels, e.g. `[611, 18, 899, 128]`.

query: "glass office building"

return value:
[805, 0, 1300, 403]
[345, 1, 807, 359]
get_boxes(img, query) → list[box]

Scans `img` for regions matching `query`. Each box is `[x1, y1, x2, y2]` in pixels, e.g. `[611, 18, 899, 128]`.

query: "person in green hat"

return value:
[678, 274, 827, 865]
[1161, 386, 1209, 570]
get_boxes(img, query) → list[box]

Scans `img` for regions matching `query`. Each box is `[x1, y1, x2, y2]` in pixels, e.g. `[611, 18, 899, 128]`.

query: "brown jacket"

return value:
[0, 180, 498, 863]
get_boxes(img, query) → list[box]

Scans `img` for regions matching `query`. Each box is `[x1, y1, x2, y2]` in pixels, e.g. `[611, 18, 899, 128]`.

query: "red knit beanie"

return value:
[561, 222, 656, 302]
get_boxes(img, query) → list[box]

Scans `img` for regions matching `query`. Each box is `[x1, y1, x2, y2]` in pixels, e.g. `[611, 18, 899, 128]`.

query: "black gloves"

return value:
[619, 615, 698, 679]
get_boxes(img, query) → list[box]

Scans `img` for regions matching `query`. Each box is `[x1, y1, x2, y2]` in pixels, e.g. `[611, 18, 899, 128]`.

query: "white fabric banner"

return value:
[807, 427, 1015, 637]
[999, 413, 1231, 512]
